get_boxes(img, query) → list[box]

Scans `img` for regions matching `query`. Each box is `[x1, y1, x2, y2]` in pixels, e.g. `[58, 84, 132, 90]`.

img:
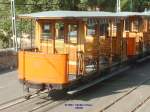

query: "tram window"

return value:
[138, 19, 142, 31]
[133, 20, 139, 32]
[148, 20, 150, 31]
[125, 20, 130, 31]
[68, 24, 78, 43]
[55, 22, 64, 39]
[100, 23, 108, 36]
[41, 23, 52, 40]
[87, 24, 96, 36]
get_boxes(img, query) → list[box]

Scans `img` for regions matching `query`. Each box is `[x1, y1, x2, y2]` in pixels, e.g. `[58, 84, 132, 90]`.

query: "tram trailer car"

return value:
[17, 11, 150, 96]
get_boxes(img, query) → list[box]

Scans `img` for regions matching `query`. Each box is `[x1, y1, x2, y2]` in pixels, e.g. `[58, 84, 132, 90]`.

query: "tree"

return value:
[0, 0, 149, 48]
[0, 0, 12, 48]
[58, 0, 81, 10]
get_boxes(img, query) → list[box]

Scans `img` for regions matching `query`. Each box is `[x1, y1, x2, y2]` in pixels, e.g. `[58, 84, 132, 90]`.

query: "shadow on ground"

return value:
[0, 68, 17, 75]
[40, 59, 150, 102]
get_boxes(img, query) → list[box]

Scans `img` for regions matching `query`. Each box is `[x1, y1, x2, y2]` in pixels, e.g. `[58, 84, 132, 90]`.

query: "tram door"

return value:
[67, 24, 78, 75]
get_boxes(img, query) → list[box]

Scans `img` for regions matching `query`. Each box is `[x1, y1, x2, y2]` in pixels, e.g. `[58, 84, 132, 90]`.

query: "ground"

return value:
[0, 70, 23, 105]
[0, 60, 150, 112]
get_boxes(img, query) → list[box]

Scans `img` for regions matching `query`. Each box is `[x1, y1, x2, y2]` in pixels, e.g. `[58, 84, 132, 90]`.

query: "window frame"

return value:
[67, 23, 79, 44]
[86, 23, 96, 36]
[40, 21, 53, 41]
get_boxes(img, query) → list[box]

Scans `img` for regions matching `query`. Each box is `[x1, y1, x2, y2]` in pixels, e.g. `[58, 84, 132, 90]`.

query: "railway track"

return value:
[25, 91, 71, 112]
[28, 99, 68, 112]
[97, 76, 150, 112]
[1, 59, 150, 112]
[0, 96, 27, 110]
[0, 79, 149, 112]
[131, 95, 150, 112]
[29, 74, 150, 112]
[32, 75, 150, 112]
[0, 90, 49, 111]
[0, 89, 71, 112]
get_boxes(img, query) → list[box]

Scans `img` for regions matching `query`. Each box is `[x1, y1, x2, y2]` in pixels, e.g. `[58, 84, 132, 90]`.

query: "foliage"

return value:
[0, 0, 11, 48]
[59, 0, 81, 10]
[0, 0, 149, 48]
[0, 27, 10, 48]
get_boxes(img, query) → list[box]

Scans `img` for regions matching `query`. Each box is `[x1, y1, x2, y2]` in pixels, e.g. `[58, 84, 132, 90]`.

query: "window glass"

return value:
[87, 24, 96, 36]
[41, 23, 52, 39]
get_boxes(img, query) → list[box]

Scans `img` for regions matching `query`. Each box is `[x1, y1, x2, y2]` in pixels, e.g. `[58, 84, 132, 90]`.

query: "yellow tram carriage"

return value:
[17, 11, 150, 96]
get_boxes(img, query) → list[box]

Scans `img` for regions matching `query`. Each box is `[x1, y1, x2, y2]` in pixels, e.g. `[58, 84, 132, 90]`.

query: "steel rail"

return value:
[98, 76, 150, 112]
[0, 90, 48, 111]
[131, 93, 150, 112]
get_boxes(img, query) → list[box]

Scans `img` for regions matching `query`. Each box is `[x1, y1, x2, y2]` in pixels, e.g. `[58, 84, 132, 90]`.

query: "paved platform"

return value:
[0, 60, 150, 112]
[46, 61, 150, 112]
[136, 99, 150, 112]
[0, 70, 23, 105]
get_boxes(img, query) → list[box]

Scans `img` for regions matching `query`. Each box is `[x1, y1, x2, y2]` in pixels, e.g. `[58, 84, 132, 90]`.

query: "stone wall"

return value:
[0, 49, 17, 70]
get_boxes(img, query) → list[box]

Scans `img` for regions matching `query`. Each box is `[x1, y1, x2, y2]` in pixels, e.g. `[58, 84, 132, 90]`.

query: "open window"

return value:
[41, 22, 52, 40]
[148, 19, 150, 31]
[87, 24, 96, 36]
[55, 22, 65, 53]
[132, 20, 139, 32]
[55, 22, 65, 40]
[125, 19, 130, 31]
[99, 23, 109, 37]
[68, 24, 78, 44]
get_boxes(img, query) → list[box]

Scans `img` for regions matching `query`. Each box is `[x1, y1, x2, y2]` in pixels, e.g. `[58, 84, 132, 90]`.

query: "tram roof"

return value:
[18, 11, 150, 19]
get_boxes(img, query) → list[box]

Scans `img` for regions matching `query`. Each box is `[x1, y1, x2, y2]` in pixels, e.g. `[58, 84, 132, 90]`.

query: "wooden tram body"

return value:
[18, 11, 150, 94]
